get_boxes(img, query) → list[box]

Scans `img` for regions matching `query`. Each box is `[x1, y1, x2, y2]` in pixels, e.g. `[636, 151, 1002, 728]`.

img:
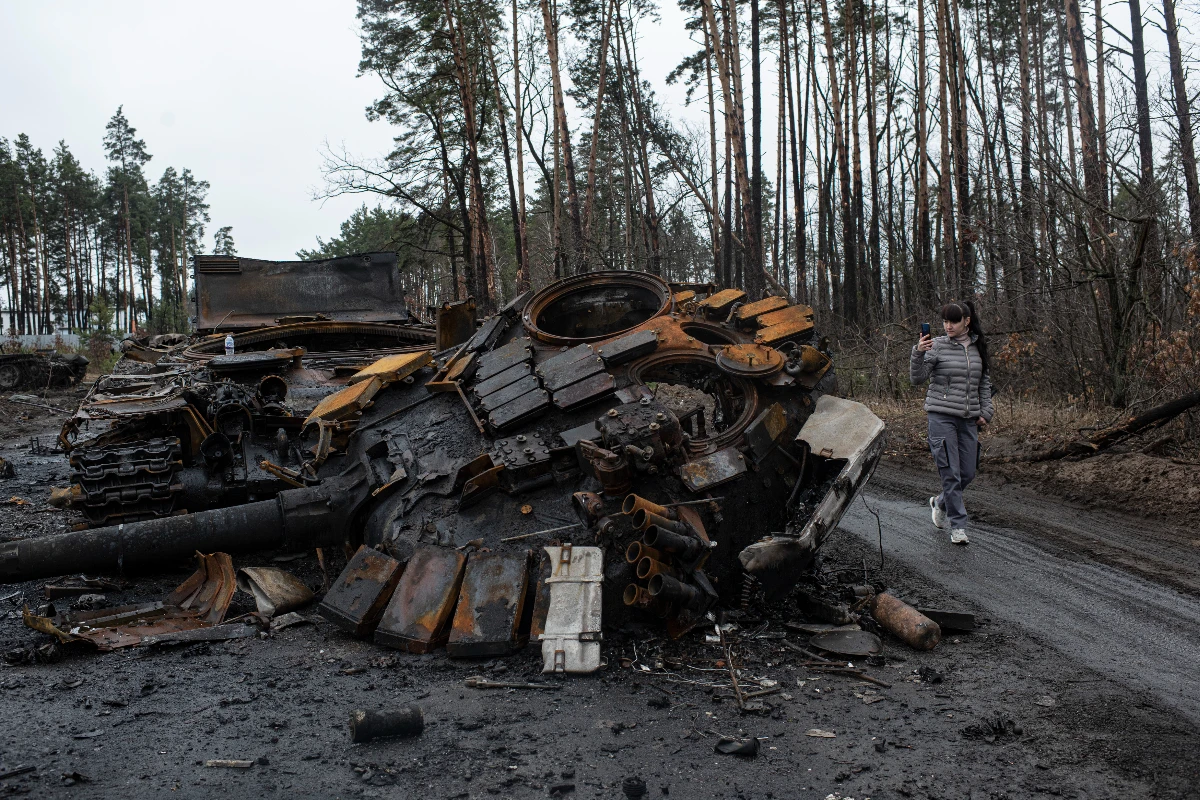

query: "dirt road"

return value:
[0, 404, 1197, 798]
[844, 465, 1200, 725]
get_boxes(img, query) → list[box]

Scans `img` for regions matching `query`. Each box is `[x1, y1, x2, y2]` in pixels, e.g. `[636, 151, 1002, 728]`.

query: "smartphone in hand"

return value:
[920, 322, 931, 336]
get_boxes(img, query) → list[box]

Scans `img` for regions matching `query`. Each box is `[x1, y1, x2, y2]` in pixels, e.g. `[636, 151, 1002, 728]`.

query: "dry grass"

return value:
[858, 392, 1199, 463]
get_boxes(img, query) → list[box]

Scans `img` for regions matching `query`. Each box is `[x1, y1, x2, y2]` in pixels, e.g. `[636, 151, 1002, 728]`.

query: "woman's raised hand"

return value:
[917, 334, 933, 352]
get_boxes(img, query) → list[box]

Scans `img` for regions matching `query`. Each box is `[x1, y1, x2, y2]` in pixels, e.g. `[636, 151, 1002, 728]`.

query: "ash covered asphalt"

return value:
[0, 398, 1197, 799]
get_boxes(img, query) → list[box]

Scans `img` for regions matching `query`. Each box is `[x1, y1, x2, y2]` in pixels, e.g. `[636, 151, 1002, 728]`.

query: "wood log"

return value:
[1031, 390, 1200, 462]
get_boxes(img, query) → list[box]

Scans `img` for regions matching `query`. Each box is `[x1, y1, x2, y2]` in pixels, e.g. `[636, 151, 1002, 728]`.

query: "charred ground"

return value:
[0, 393, 1197, 799]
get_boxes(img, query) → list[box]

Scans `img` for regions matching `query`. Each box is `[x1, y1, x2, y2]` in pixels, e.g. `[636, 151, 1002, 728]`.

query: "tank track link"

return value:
[70, 437, 184, 527]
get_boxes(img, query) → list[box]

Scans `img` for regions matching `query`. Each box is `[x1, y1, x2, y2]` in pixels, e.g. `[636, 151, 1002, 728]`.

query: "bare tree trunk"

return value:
[862, 1, 882, 312]
[1064, 0, 1104, 231]
[512, 0, 530, 291]
[581, 0, 615, 265]
[1164, 0, 1200, 242]
[916, 0, 932, 306]
[749, 0, 764, 298]
[540, 0, 587, 272]
[481, 7, 526, 297]
[702, 0, 759, 291]
[616, 5, 663, 276]
[443, 0, 496, 312]
[935, 0, 956, 296]
[1094, 0, 1108, 203]
[818, 0, 858, 320]
[1129, 0, 1154, 197]
[705, 21, 722, 283]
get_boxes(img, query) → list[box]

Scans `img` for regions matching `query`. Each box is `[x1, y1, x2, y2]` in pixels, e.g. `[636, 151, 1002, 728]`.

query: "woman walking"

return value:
[910, 300, 994, 545]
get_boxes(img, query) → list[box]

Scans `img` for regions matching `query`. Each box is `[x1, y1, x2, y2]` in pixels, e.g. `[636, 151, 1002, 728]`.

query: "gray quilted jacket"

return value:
[909, 334, 994, 422]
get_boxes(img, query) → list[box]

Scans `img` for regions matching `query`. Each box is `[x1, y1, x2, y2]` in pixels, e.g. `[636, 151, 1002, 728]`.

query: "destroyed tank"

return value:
[0, 350, 89, 391]
[56, 251, 439, 527]
[3, 270, 885, 645]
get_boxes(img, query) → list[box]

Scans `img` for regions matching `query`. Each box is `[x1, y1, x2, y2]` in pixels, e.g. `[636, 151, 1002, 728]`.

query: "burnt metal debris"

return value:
[3, 265, 888, 662]
[0, 352, 88, 391]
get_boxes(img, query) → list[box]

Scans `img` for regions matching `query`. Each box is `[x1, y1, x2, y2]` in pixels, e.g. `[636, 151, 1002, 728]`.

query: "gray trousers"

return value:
[927, 412, 979, 529]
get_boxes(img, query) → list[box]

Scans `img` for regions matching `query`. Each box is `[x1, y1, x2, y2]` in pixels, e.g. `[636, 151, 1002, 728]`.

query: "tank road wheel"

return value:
[0, 363, 22, 390]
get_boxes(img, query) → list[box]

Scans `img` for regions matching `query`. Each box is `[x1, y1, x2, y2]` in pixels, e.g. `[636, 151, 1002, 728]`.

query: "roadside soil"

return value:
[0, 391, 1196, 798]
[866, 396, 1200, 525]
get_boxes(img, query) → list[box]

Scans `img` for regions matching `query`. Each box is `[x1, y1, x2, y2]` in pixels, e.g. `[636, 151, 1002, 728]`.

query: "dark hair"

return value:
[941, 300, 989, 374]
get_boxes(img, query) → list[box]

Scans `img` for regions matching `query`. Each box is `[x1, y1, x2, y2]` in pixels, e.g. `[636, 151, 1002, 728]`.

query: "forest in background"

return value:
[308, 0, 1200, 409]
[0, 108, 235, 340]
[4, 0, 1200, 411]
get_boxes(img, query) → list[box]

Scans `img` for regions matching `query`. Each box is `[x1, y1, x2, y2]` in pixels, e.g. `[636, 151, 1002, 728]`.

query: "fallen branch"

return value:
[1031, 390, 1200, 462]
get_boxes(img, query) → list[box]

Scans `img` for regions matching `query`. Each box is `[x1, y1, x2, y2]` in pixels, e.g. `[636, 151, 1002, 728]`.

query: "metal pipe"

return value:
[625, 540, 662, 565]
[0, 499, 286, 582]
[647, 573, 701, 607]
[636, 556, 673, 581]
[631, 508, 685, 533]
[621, 494, 677, 520]
[643, 525, 704, 561]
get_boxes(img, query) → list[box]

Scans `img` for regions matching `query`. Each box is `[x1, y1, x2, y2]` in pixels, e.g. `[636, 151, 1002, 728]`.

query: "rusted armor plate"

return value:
[595, 329, 658, 366]
[472, 362, 533, 398]
[539, 352, 607, 392]
[755, 315, 816, 345]
[735, 296, 790, 323]
[305, 376, 382, 424]
[475, 337, 532, 381]
[317, 545, 405, 638]
[679, 446, 749, 492]
[488, 388, 552, 431]
[755, 304, 814, 329]
[535, 343, 595, 378]
[745, 403, 789, 460]
[446, 551, 532, 657]
[374, 546, 468, 653]
[349, 350, 433, 385]
[698, 288, 746, 318]
[552, 371, 616, 410]
[480, 375, 543, 412]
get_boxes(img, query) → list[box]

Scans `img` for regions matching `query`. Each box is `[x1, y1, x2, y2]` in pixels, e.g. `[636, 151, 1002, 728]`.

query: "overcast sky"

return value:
[1, 1, 699, 261]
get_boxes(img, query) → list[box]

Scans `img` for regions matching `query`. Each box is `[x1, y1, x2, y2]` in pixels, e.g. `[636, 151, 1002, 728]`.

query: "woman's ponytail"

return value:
[963, 300, 989, 375]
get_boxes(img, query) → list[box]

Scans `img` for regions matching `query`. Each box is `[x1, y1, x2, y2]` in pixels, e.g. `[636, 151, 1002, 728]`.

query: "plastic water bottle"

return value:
[224, 334, 235, 356]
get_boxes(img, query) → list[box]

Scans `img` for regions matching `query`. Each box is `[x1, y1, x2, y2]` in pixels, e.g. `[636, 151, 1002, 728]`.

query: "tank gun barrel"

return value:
[0, 474, 369, 583]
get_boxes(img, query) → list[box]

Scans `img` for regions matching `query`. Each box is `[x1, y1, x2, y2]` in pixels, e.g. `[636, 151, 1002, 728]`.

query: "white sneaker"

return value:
[950, 528, 969, 545]
[929, 497, 948, 530]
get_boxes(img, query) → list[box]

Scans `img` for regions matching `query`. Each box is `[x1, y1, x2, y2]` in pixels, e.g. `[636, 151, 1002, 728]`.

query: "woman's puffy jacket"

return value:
[909, 334, 994, 421]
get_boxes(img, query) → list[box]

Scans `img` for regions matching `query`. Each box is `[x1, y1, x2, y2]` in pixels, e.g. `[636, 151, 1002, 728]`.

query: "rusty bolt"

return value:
[608, 409, 619, 418]
[516, 434, 527, 442]
[649, 422, 660, 432]
[523, 447, 533, 454]
[655, 412, 666, 421]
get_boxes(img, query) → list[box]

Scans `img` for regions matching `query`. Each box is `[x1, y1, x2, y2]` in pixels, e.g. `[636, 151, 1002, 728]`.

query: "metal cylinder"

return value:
[869, 592, 942, 651]
[644, 525, 704, 561]
[593, 455, 632, 496]
[647, 573, 701, 607]
[636, 556, 672, 581]
[625, 540, 662, 565]
[622, 583, 653, 607]
[621, 494, 677, 520]
[631, 508, 684, 534]
[0, 499, 286, 583]
[348, 707, 424, 743]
